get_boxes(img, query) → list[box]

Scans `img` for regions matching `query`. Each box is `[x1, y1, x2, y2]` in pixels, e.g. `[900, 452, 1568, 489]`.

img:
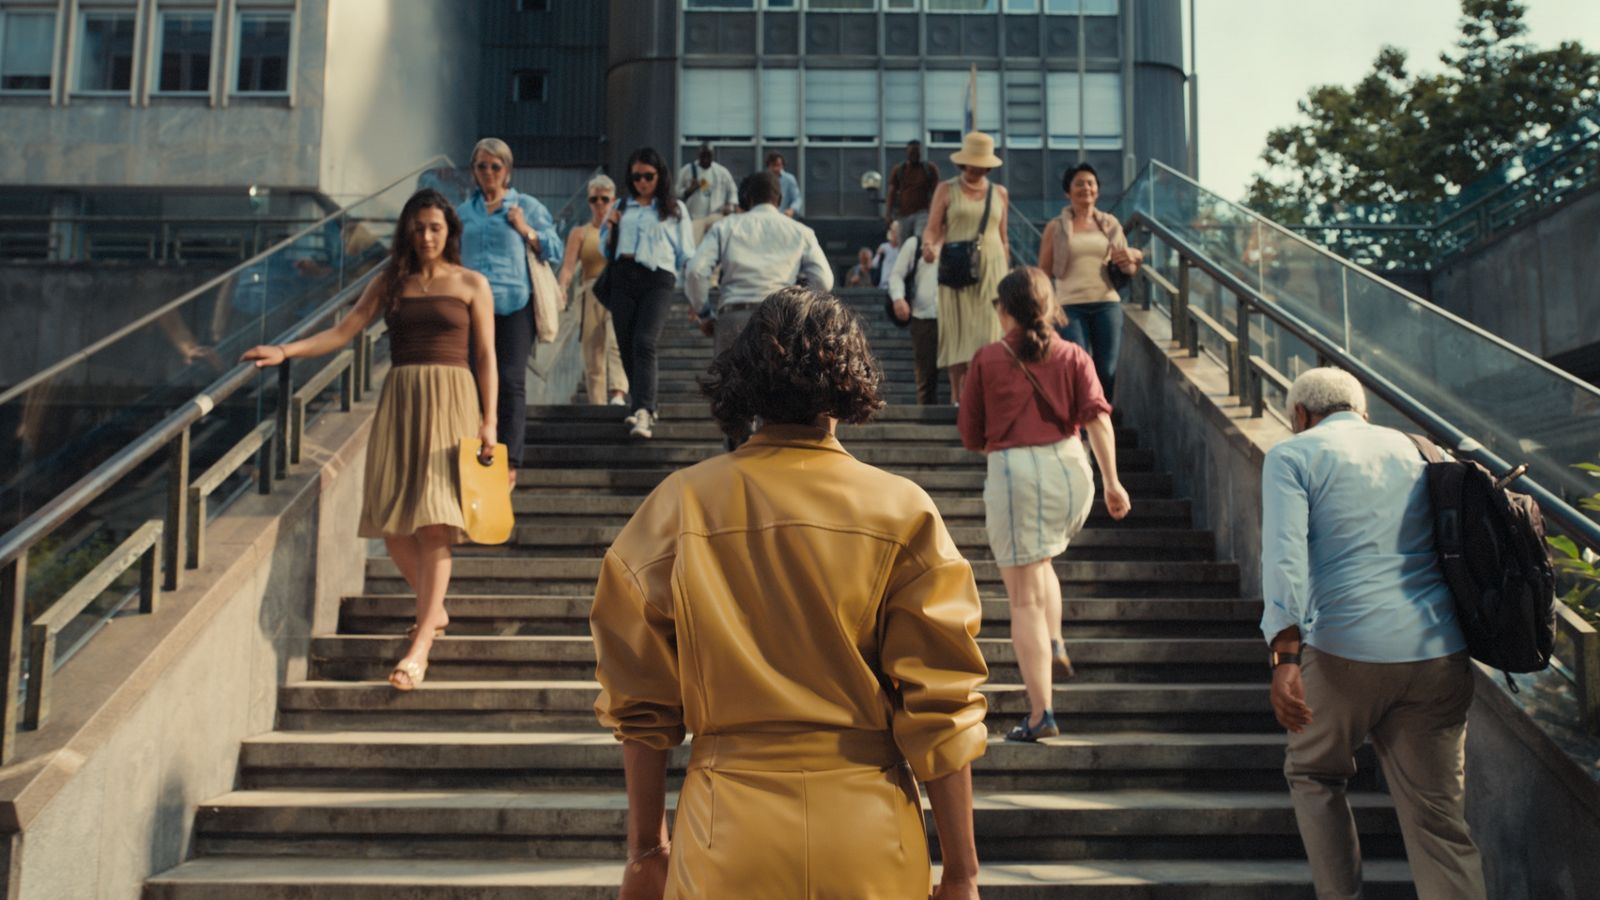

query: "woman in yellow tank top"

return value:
[557, 174, 630, 405]
[1037, 163, 1143, 399]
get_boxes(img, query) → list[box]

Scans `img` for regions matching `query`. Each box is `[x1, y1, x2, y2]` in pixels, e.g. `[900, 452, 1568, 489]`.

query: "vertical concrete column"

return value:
[1131, 0, 1186, 175]
[605, 0, 679, 177]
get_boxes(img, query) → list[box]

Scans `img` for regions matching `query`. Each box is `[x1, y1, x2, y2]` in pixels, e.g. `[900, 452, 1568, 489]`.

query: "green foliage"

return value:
[1549, 459, 1600, 627]
[1246, 0, 1600, 222]
[24, 533, 114, 622]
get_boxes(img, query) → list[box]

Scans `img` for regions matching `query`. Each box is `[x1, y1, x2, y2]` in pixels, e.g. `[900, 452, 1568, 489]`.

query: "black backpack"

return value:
[1406, 435, 1557, 686]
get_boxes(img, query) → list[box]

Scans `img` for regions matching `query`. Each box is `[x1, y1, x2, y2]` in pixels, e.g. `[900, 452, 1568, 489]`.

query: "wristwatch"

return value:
[1269, 650, 1301, 669]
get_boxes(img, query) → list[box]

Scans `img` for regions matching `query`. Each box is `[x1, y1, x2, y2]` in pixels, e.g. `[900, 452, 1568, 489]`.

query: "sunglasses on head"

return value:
[630, 171, 657, 182]
[588, 195, 613, 204]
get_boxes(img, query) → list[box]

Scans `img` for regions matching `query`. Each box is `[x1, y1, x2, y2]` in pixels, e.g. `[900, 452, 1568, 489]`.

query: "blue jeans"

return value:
[1057, 301, 1123, 400]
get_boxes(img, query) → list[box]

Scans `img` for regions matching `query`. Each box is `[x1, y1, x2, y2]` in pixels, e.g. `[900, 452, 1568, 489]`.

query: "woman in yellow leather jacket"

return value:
[591, 286, 990, 899]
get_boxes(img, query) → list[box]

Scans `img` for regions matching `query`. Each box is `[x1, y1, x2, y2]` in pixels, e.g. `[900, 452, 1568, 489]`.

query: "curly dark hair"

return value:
[995, 266, 1063, 363]
[378, 189, 462, 313]
[700, 286, 885, 438]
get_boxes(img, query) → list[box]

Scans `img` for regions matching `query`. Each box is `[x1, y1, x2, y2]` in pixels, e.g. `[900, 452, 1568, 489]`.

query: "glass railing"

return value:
[0, 159, 449, 640]
[1123, 160, 1600, 521]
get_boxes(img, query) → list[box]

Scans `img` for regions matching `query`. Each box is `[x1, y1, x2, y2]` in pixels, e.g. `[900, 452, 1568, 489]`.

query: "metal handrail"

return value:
[1128, 209, 1600, 558]
[0, 155, 450, 407]
[1142, 160, 1600, 399]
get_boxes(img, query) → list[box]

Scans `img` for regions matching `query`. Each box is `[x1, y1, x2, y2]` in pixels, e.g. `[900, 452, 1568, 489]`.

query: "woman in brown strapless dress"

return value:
[243, 189, 499, 691]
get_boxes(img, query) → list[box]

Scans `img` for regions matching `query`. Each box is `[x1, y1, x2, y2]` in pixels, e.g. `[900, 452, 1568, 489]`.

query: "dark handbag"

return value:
[590, 198, 625, 312]
[937, 182, 993, 289]
[1105, 259, 1132, 291]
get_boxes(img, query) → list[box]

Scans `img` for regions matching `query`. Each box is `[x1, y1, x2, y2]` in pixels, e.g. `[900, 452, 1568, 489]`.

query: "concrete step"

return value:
[146, 856, 1418, 899]
[523, 420, 1141, 447]
[456, 525, 1215, 562]
[517, 444, 1158, 472]
[361, 557, 1240, 599]
[187, 787, 1402, 861]
[531, 402, 963, 423]
[514, 466, 1174, 497]
[338, 595, 1261, 640]
[238, 730, 1378, 793]
[274, 681, 1277, 734]
[510, 492, 1193, 527]
[307, 635, 1261, 685]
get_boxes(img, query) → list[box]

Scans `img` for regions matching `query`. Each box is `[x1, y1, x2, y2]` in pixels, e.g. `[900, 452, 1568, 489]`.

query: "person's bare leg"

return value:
[1001, 561, 1052, 723]
[390, 525, 454, 689]
[948, 363, 968, 403]
[384, 534, 421, 593]
[1043, 562, 1065, 643]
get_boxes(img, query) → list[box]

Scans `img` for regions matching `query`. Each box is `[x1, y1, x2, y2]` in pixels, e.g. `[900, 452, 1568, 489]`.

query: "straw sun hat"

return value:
[949, 132, 1003, 169]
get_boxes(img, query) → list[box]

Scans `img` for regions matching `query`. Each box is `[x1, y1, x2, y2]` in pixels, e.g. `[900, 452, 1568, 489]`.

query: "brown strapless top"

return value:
[386, 295, 471, 369]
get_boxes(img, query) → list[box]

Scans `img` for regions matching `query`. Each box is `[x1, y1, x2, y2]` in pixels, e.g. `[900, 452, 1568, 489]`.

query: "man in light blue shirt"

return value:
[765, 151, 803, 218]
[1261, 367, 1485, 900]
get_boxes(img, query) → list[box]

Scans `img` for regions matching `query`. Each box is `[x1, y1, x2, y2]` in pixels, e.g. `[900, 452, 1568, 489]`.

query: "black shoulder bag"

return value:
[590, 197, 625, 312]
[937, 181, 993, 290]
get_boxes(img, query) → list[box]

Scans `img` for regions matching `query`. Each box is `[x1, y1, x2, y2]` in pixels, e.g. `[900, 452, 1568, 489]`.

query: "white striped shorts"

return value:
[983, 437, 1095, 568]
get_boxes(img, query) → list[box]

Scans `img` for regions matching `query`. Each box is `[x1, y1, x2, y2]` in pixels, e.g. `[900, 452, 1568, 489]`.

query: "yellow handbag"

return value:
[457, 439, 514, 545]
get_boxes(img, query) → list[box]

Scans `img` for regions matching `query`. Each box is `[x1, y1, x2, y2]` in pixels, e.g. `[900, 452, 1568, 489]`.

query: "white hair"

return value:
[587, 173, 616, 195]
[1286, 367, 1367, 417]
[471, 137, 514, 188]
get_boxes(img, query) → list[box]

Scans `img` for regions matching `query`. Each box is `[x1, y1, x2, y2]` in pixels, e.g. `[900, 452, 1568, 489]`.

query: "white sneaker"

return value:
[622, 409, 641, 427]
[608, 395, 627, 406]
[629, 409, 655, 439]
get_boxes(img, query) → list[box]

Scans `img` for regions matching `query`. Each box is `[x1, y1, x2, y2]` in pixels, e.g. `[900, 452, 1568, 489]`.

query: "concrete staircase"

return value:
[146, 292, 1418, 897]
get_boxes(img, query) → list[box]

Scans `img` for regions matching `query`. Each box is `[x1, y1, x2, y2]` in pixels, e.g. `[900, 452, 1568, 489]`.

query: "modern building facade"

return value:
[604, 0, 1190, 220]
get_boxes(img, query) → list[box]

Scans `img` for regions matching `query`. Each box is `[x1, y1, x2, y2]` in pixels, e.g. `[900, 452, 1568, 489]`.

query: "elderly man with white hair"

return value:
[1261, 367, 1486, 900]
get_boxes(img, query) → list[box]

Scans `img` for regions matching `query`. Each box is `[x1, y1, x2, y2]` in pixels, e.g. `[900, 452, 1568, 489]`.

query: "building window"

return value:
[1005, 0, 1040, 10]
[1004, 70, 1043, 148]
[886, 0, 918, 9]
[807, 0, 876, 9]
[761, 68, 799, 141]
[518, 0, 549, 10]
[157, 13, 213, 94]
[77, 12, 136, 94]
[684, 0, 756, 8]
[1046, 71, 1122, 149]
[682, 68, 756, 141]
[927, 0, 997, 11]
[0, 11, 55, 93]
[234, 12, 291, 95]
[1046, 0, 1119, 12]
[883, 71, 921, 145]
[513, 70, 546, 102]
[924, 69, 1000, 144]
[803, 69, 877, 143]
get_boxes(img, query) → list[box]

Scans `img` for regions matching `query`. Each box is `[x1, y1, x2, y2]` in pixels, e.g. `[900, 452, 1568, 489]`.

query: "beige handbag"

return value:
[526, 244, 563, 343]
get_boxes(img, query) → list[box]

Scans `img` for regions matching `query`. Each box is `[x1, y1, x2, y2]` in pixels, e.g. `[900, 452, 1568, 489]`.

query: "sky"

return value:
[1194, 0, 1600, 202]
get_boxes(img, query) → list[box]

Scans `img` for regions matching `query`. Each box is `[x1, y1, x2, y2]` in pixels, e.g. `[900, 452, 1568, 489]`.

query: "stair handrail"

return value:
[1126, 206, 1600, 559]
[0, 155, 450, 407]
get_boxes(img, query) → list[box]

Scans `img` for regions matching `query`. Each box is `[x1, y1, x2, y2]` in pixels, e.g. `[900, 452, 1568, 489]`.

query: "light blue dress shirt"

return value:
[457, 188, 563, 316]
[1259, 412, 1466, 663]
[607, 197, 695, 277]
[777, 170, 803, 216]
[685, 204, 833, 317]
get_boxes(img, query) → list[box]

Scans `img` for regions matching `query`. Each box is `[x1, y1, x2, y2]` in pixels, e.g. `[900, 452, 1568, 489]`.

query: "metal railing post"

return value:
[1232, 294, 1251, 397]
[0, 558, 25, 764]
[275, 362, 293, 479]
[1175, 259, 1192, 351]
[164, 426, 190, 591]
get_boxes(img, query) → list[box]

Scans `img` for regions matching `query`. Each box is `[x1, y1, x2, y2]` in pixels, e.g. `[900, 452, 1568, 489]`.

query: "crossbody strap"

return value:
[1406, 432, 1445, 464]
[605, 197, 626, 261]
[999, 341, 1068, 427]
[977, 183, 993, 238]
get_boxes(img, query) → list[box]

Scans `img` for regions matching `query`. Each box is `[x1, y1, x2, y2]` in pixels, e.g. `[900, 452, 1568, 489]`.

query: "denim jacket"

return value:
[603, 197, 695, 278]
[458, 187, 563, 316]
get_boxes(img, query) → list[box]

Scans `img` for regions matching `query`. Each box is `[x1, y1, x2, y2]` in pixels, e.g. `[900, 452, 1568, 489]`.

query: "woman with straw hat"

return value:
[921, 131, 1010, 401]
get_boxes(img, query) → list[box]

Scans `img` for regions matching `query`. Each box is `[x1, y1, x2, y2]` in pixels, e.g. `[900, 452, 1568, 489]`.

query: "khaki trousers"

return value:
[580, 278, 627, 404]
[1286, 647, 1486, 900]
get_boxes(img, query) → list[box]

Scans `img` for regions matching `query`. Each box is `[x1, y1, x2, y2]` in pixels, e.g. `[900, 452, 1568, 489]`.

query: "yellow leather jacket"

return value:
[591, 424, 989, 782]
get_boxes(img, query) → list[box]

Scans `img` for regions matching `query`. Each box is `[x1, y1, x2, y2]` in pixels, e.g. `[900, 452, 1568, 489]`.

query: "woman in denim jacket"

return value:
[457, 137, 562, 485]
[601, 146, 695, 440]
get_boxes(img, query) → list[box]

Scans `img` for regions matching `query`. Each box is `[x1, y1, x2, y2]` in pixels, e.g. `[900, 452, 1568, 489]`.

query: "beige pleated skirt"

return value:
[358, 364, 480, 543]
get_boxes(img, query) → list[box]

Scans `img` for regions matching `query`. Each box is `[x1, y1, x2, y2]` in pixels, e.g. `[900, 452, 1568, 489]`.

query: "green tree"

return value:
[1246, 0, 1600, 223]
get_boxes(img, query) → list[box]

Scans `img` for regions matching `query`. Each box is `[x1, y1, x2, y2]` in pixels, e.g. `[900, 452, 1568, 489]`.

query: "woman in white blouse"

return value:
[604, 146, 695, 440]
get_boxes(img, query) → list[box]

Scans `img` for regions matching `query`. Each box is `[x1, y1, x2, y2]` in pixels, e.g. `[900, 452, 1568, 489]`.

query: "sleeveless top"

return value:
[1057, 229, 1118, 305]
[386, 295, 471, 369]
[579, 225, 608, 280]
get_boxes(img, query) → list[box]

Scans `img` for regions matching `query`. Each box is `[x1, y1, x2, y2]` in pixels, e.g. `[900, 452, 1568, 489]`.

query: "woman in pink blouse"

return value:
[958, 266, 1132, 742]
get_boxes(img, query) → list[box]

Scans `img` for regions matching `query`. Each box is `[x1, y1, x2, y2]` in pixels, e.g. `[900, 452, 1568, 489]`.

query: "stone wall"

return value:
[0, 392, 374, 898]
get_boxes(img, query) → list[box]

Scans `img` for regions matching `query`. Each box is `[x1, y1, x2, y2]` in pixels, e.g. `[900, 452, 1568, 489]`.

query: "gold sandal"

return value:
[389, 658, 427, 691]
[404, 623, 446, 640]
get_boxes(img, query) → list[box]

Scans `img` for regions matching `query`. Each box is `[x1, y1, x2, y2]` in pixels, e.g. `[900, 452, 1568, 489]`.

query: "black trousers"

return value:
[494, 305, 533, 467]
[608, 259, 676, 414]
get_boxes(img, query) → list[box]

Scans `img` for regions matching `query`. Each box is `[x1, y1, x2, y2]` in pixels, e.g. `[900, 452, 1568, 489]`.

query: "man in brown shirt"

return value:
[885, 140, 940, 239]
